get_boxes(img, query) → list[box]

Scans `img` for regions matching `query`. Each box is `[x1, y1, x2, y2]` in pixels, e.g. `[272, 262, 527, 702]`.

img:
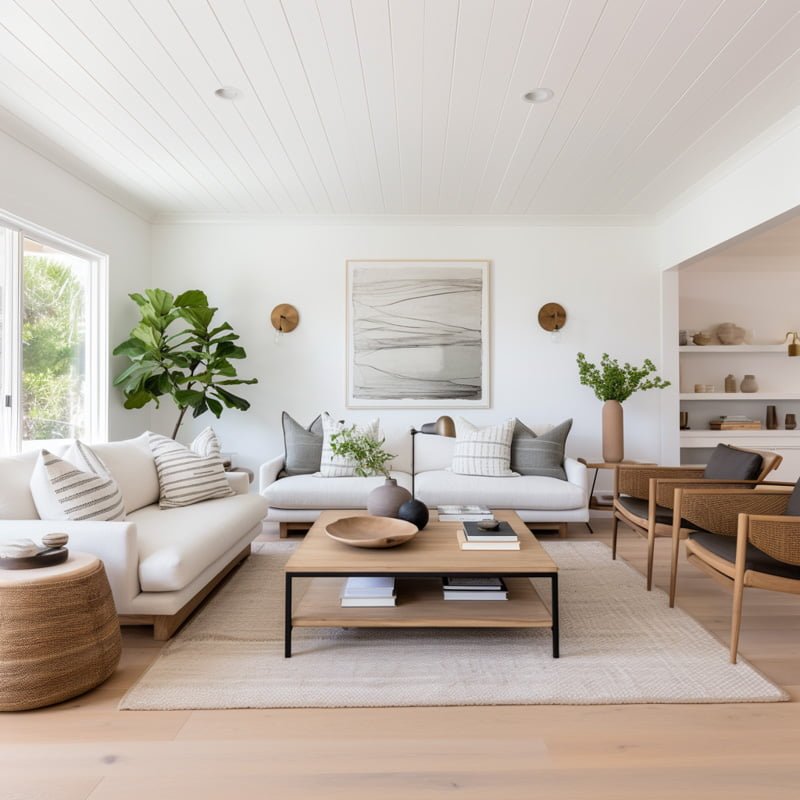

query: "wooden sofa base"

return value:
[119, 545, 252, 641]
[279, 521, 312, 538]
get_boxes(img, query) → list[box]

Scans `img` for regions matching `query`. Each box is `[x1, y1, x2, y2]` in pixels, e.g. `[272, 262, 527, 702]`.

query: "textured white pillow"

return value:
[191, 426, 222, 458]
[451, 418, 518, 477]
[29, 449, 126, 521]
[319, 413, 381, 477]
[148, 433, 233, 509]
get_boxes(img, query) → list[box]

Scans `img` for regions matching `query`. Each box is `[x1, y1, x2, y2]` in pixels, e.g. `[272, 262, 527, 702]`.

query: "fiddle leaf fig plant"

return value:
[576, 352, 670, 403]
[113, 289, 257, 438]
[330, 426, 395, 478]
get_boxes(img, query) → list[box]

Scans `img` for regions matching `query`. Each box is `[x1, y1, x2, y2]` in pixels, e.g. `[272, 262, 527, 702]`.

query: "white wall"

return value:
[151, 220, 665, 475]
[0, 129, 151, 441]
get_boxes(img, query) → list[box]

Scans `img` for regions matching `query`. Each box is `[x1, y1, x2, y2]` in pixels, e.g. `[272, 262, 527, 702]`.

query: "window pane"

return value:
[21, 237, 89, 442]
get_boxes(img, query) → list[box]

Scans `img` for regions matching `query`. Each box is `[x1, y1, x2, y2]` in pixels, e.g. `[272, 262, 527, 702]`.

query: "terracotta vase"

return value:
[602, 400, 624, 463]
[367, 478, 411, 518]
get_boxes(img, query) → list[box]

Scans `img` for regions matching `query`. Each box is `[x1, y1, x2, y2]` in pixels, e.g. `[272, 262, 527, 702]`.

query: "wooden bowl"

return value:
[325, 516, 419, 549]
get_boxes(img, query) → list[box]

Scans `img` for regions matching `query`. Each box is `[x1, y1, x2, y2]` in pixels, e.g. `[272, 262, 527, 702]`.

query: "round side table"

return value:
[0, 552, 122, 712]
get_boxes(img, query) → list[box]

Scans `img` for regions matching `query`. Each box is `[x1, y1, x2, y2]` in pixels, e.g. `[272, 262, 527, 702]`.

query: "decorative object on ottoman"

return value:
[0, 533, 70, 570]
[692, 332, 712, 346]
[577, 352, 671, 464]
[725, 374, 737, 393]
[716, 322, 746, 345]
[766, 405, 778, 430]
[786, 413, 797, 430]
[325, 516, 419, 549]
[741, 374, 758, 393]
[397, 498, 429, 530]
[367, 477, 412, 518]
[0, 552, 121, 711]
[0, 539, 39, 559]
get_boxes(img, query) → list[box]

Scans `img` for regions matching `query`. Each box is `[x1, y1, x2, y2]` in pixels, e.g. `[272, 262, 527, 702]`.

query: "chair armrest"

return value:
[672, 488, 792, 537]
[654, 478, 793, 509]
[0, 520, 140, 610]
[564, 458, 589, 503]
[615, 466, 704, 499]
[225, 471, 249, 495]
[259, 455, 284, 493]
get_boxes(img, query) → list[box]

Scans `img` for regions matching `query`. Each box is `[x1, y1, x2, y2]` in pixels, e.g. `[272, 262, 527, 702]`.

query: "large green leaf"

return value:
[122, 389, 154, 409]
[112, 337, 150, 357]
[174, 388, 206, 407]
[144, 288, 174, 316]
[175, 289, 209, 308]
[213, 386, 251, 411]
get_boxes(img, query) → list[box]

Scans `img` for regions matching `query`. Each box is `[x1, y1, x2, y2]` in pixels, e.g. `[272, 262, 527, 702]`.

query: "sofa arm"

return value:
[0, 520, 140, 611]
[225, 471, 250, 495]
[564, 458, 589, 503]
[259, 455, 284, 493]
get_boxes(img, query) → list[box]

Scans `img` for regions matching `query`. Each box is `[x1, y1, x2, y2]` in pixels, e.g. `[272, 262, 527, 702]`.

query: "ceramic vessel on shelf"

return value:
[602, 400, 624, 463]
[724, 374, 737, 393]
[786, 414, 797, 431]
[740, 375, 758, 393]
[717, 323, 746, 345]
[692, 332, 712, 346]
[766, 405, 778, 430]
[366, 478, 412, 518]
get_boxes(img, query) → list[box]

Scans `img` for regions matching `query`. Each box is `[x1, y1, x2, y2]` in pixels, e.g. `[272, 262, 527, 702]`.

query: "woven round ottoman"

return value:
[0, 552, 122, 711]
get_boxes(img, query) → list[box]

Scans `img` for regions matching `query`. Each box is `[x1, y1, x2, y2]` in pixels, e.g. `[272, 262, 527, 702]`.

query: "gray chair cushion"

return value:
[510, 418, 572, 481]
[281, 412, 323, 477]
[785, 479, 800, 516]
[689, 531, 800, 581]
[616, 495, 697, 529]
[702, 444, 762, 481]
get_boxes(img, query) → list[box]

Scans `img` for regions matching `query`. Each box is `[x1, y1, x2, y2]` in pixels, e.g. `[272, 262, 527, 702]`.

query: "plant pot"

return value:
[602, 400, 624, 463]
[367, 478, 412, 519]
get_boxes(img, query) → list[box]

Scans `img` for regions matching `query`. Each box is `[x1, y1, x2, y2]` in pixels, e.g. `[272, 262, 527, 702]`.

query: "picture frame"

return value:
[346, 259, 491, 408]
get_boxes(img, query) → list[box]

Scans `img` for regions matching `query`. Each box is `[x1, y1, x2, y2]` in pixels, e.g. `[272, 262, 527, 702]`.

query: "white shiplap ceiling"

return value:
[1, 0, 799, 219]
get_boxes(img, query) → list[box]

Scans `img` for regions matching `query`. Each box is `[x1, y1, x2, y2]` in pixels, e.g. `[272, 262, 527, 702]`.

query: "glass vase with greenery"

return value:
[330, 426, 395, 477]
[113, 289, 257, 439]
[576, 352, 670, 402]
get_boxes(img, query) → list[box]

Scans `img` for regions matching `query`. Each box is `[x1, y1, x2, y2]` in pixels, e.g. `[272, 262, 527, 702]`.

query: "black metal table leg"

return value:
[551, 573, 559, 658]
[284, 573, 293, 658]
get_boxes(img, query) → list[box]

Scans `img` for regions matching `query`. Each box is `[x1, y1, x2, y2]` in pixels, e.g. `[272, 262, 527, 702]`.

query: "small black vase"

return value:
[397, 499, 429, 530]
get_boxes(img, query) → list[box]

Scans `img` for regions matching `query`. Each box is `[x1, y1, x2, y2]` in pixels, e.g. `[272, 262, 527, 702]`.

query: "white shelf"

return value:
[680, 393, 800, 401]
[679, 345, 786, 353]
[680, 430, 800, 448]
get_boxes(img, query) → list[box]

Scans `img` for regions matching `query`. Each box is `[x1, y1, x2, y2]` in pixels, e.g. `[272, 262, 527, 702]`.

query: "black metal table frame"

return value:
[284, 570, 559, 659]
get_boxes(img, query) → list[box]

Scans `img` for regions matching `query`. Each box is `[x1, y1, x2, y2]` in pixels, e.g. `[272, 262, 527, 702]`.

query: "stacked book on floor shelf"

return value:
[457, 520, 520, 551]
[340, 577, 396, 607]
[442, 577, 508, 601]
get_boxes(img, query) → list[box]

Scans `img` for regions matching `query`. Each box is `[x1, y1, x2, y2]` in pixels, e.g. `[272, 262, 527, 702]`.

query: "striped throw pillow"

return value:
[320, 413, 381, 477]
[149, 433, 234, 509]
[451, 418, 518, 477]
[191, 426, 222, 458]
[29, 449, 126, 521]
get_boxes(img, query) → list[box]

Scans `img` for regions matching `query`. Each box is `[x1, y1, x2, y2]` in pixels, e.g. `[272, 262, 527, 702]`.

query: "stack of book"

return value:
[457, 520, 520, 550]
[709, 416, 762, 430]
[443, 577, 508, 600]
[340, 576, 396, 607]
[437, 504, 494, 521]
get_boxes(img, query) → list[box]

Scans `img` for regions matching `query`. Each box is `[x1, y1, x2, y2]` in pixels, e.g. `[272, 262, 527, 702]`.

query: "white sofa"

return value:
[0, 434, 268, 639]
[260, 426, 589, 537]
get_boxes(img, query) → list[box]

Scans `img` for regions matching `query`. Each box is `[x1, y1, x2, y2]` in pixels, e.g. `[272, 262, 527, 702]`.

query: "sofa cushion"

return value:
[451, 417, 516, 477]
[149, 433, 233, 508]
[320, 413, 381, 477]
[703, 444, 763, 482]
[0, 451, 40, 519]
[29, 450, 125, 522]
[415, 470, 585, 510]
[191, 426, 222, 458]
[131, 493, 268, 592]
[263, 470, 412, 509]
[281, 412, 324, 476]
[90, 433, 160, 513]
[511, 418, 572, 480]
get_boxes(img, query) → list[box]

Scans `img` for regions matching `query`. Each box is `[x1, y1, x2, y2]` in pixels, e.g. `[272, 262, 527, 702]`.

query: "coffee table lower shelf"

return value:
[285, 575, 558, 658]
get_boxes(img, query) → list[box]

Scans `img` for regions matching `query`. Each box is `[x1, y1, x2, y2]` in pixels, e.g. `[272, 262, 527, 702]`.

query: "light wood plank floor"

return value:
[2, 520, 799, 800]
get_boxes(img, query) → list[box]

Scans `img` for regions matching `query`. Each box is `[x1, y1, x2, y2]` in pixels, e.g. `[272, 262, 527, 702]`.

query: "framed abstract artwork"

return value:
[346, 260, 491, 408]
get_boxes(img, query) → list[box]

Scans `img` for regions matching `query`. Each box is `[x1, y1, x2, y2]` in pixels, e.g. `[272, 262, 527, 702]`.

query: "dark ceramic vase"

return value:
[366, 478, 411, 518]
[397, 499, 429, 530]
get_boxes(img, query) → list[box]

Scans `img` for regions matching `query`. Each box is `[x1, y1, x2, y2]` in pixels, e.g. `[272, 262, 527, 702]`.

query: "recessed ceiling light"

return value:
[214, 86, 241, 101]
[522, 88, 554, 104]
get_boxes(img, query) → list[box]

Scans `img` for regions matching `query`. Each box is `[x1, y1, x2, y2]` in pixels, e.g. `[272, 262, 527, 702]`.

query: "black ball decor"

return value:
[397, 499, 429, 530]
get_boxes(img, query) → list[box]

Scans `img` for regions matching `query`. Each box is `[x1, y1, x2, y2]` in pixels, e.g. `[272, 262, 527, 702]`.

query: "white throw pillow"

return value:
[148, 432, 234, 509]
[451, 417, 518, 477]
[319, 413, 381, 477]
[29, 449, 126, 521]
[191, 426, 222, 458]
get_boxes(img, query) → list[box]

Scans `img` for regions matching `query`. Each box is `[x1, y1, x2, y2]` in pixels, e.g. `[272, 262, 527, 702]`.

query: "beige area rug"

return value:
[121, 541, 787, 709]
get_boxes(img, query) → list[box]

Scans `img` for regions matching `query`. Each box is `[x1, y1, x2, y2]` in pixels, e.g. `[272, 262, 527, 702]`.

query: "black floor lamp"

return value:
[406, 416, 456, 528]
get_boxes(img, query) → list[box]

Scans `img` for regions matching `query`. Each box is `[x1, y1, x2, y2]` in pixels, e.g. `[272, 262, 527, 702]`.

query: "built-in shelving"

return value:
[678, 345, 786, 354]
[680, 392, 800, 401]
[680, 430, 800, 448]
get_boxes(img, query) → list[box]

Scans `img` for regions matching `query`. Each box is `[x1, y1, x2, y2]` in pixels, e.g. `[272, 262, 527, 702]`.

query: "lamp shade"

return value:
[434, 415, 456, 437]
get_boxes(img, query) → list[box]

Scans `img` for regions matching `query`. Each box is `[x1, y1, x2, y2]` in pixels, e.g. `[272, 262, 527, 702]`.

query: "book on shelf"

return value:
[340, 596, 396, 608]
[709, 419, 762, 430]
[437, 504, 494, 521]
[341, 576, 396, 598]
[443, 577, 508, 601]
[456, 529, 520, 551]
[462, 520, 518, 542]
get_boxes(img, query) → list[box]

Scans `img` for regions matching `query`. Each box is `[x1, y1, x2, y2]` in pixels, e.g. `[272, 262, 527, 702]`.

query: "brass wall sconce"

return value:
[538, 302, 567, 340]
[786, 331, 800, 357]
[271, 304, 299, 342]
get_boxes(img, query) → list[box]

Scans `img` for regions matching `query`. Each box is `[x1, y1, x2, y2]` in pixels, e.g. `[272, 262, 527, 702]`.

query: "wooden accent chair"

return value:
[668, 478, 800, 663]
[611, 445, 783, 590]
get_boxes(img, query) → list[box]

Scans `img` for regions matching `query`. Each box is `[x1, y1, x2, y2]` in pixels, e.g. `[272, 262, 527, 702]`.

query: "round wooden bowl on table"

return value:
[325, 516, 419, 549]
[0, 552, 122, 712]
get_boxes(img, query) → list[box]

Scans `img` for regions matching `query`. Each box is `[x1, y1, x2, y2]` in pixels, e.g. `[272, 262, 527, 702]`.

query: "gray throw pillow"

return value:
[510, 419, 573, 480]
[281, 412, 324, 477]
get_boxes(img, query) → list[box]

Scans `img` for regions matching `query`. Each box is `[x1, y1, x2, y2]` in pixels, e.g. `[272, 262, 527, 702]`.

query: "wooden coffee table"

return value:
[283, 509, 559, 658]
